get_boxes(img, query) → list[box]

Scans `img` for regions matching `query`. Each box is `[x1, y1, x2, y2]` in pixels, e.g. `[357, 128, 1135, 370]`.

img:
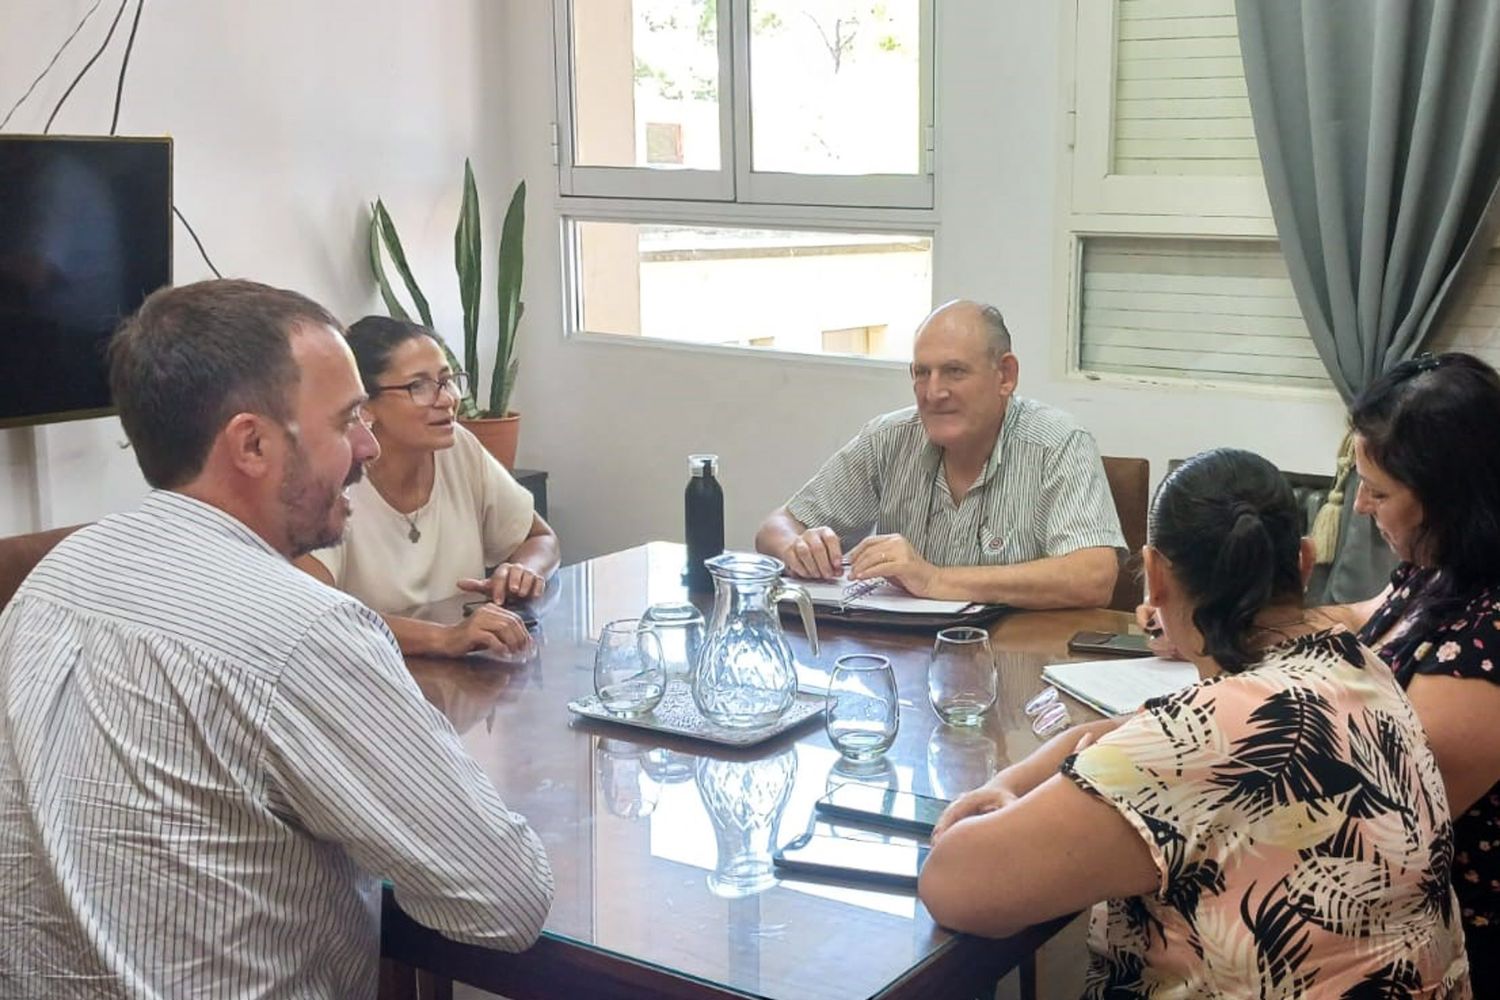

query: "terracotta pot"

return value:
[461, 413, 521, 470]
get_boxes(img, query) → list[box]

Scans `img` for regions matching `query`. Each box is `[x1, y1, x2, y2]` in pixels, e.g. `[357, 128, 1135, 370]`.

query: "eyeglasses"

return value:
[372, 372, 470, 406]
[1023, 686, 1071, 737]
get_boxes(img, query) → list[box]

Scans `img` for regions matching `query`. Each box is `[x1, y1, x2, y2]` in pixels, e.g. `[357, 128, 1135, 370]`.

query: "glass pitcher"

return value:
[695, 748, 797, 898]
[692, 552, 819, 729]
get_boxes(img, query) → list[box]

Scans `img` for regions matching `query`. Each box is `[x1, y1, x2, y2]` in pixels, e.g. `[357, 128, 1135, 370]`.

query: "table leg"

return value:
[415, 970, 454, 1000]
[379, 957, 417, 1000]
[1018, 955, 1036, 1000]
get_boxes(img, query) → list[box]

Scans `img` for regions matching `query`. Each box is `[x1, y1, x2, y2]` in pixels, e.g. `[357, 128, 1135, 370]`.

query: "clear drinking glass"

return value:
[593, 618, 666, 717]
[926, 726, 998, 801]
[594, 737, 661, 819]
[825, 653, 900, 763]
[927, 626, 997, 727]
[641, 601, 705, 684]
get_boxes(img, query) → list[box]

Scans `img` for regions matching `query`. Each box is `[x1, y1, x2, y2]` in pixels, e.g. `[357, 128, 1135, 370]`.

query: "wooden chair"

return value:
[1101, 457, 1149, 613]
[0, 524, 84, 611]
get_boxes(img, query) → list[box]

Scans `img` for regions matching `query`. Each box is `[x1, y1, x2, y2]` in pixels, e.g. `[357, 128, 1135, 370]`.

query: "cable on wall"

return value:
[44, 0, 130, 134]
[0, 0, 103, 131]
[109, 0, 145, 135]
[173, 205, 223, 279]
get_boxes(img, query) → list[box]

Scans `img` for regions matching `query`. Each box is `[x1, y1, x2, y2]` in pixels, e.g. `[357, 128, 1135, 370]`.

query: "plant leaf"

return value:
[496, 355, 520, 417]
[368, 202, 411, 322]
[455, 159, 482, 393]
[373, 199, 434, 329]
[491, 180, 526, 416]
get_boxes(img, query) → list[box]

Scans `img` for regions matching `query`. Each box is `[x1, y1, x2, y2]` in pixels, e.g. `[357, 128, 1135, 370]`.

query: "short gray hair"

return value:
[978, 304, 1011, 360]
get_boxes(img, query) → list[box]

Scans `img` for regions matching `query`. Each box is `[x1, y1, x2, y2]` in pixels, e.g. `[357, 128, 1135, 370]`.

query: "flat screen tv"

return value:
[0, 135, 172, 428]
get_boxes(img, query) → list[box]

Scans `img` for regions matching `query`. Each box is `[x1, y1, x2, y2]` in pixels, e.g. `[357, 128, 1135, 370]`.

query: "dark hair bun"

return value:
[1150, 449, 1303, 673]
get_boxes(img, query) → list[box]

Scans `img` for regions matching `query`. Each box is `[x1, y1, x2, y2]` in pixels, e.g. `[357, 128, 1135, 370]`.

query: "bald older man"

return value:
[755, 300, 1123, 610]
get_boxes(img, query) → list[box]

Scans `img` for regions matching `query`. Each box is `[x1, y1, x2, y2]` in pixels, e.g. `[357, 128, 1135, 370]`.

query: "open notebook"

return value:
[1041, 657, 1200, 717]
[794, 575, 979, 616]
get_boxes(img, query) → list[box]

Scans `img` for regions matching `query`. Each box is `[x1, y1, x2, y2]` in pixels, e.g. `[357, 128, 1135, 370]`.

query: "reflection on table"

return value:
[382, 542, 1128, 1000]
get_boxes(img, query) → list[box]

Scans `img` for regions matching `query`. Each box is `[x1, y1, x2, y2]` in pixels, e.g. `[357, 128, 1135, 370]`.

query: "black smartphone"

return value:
[815, 784, 950, 837]
[1067, 630, 1153, 658]
[773, 832, 927, 890]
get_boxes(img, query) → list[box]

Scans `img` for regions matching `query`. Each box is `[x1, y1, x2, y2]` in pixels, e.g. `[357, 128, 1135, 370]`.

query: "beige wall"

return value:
[0, 0, 511, 533]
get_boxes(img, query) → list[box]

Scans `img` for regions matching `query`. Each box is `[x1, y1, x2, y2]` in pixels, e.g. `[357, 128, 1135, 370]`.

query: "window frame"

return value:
[1054, 0, 1332, 401]
[553, 0, 941, 363]
[558, 197, 938, 368]
[553, 0, 937, 210]
[1068, 0, 1273, 222]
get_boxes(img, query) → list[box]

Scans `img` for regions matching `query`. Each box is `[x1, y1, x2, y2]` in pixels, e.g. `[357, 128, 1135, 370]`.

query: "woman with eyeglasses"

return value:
[295, 316, 558, 657]
[920, 449, 1467, 997]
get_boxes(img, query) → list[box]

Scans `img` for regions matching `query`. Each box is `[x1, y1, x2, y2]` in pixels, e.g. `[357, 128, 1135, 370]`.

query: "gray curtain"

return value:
[1237, 0, 1500, 602]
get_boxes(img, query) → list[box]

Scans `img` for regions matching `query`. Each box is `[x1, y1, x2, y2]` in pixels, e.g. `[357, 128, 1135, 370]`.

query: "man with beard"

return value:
[0, 280, 554, 998]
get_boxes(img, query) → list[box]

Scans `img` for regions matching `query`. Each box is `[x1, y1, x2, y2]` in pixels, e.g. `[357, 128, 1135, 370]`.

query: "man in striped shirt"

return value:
[756, 300, 1123, 609]
[0, 281, 553, 997]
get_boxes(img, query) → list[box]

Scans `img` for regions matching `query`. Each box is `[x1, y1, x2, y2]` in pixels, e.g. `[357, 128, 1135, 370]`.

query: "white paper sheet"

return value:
[1041, 657, 1201, 717]
[791, 575, 977, 616]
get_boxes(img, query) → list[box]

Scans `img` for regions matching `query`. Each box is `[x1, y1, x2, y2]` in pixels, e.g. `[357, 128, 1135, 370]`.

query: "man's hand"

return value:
[847, 534, 938, 596]
[444, 602, 533, 657]
[460, 565, 546, 605]
[779, 526, 844, 580]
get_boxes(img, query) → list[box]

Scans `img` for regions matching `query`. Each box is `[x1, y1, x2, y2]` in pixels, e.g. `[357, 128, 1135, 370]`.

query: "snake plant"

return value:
[369, 159, 526, 418]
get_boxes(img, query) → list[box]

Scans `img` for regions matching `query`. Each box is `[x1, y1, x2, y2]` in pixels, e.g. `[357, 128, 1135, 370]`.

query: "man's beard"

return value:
[281, 444, 362, 558]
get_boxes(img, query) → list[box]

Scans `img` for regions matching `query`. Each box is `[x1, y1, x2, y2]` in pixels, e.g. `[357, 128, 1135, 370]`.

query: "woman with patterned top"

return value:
[920, 448, 1468, 999]
[1337, 352, 1500, 994]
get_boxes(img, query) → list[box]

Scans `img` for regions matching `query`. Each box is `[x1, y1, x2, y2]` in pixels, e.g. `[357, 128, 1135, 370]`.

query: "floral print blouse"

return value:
[1360, 563, 1500, 938]
[1063, 629, 1468, 999]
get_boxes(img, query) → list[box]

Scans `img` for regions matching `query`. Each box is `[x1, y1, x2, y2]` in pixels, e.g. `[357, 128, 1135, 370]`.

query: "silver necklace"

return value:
[369, 456, 432, 545]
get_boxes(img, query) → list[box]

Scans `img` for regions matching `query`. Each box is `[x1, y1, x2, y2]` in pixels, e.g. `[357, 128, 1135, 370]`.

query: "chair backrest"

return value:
[0, 524, 84, 612]
[1166, 459, 1334, 536]
[1101, 457, 1149, 613]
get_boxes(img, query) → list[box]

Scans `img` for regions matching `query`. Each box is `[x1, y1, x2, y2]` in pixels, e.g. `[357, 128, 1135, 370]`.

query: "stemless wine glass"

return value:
[825, 653, 900, 764]
[641, 601, 705, 683]
[593, 618, 665, 717]
[927, 626, 997, 727]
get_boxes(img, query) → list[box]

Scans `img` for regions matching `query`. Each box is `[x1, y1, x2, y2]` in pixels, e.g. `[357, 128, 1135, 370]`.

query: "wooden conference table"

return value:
[381, 542, 1130, 1000]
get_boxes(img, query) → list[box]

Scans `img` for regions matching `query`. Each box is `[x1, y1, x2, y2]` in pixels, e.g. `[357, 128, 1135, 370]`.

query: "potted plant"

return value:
[368, 160, 527, 468]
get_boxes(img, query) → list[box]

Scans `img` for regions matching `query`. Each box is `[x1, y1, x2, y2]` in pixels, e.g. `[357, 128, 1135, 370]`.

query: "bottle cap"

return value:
[688, 454, 719, 477]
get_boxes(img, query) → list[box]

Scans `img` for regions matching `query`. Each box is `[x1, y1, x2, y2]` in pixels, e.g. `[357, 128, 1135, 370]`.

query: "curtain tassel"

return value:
[1311, 431, 1355, 565]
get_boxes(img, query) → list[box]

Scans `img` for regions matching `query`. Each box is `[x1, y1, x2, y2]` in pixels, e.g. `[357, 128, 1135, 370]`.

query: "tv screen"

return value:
[0, 135, 172, 428]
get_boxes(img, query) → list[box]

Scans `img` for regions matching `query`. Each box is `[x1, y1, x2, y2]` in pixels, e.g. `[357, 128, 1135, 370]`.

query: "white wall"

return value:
[0, 0, 509, 533]
[497, 3, 1350, 562]
[1, 1, 1350, 560]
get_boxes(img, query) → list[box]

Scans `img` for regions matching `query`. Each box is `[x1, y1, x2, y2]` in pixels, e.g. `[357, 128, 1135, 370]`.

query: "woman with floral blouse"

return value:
[1338, 352, 1500, 994]
[920, 449, 1468, 998]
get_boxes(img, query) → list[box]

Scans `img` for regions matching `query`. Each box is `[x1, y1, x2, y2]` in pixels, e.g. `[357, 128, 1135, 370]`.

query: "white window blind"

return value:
[1079, 236, 1328, 388]
[1113, 0, 1258, 177]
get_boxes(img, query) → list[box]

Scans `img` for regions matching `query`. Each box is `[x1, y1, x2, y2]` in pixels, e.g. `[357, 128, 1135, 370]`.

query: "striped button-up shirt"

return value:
[0, 491, 553, 999]
[786, 397, 1124, 566]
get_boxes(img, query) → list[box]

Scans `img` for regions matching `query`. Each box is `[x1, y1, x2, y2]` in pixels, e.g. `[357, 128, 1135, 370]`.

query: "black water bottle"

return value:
[684, 454, 724, 591]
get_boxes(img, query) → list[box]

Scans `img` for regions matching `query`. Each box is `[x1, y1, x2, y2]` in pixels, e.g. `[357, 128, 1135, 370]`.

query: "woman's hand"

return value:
[444, 602, 532, 657]
[460, 564, 546, 605]
[1135, 603, 1182, 659]
[930, 726, 1107, 842]
[931, 778, 1021, 843]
